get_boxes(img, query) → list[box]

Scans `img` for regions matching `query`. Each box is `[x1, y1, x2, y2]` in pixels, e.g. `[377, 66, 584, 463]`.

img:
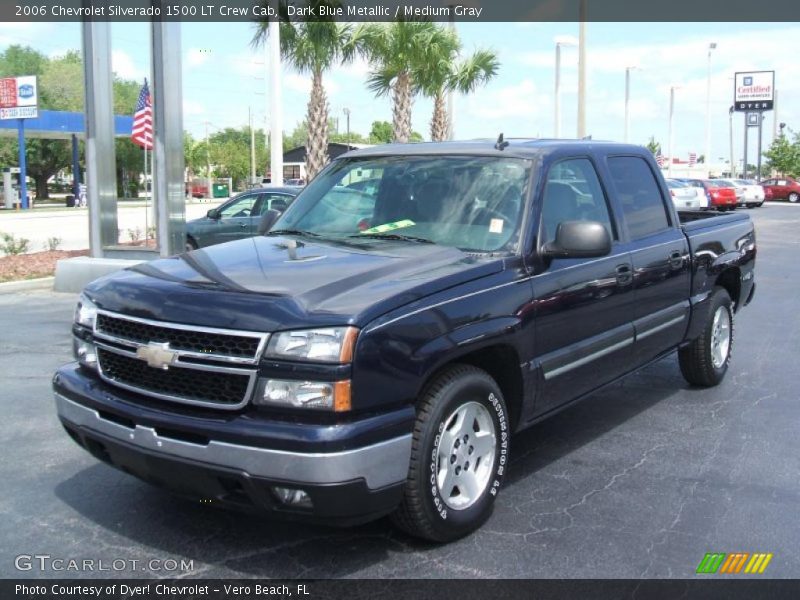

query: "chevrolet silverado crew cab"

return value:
[54, 139, 756, 542]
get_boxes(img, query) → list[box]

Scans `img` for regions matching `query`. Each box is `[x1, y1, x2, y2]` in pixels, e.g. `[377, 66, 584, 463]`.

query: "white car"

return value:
[717, 179, 765, 208]
[666, 179, 708, 210]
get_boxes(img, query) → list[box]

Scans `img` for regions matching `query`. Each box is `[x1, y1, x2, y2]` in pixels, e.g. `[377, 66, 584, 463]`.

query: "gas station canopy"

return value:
[0, 109, 133, 139]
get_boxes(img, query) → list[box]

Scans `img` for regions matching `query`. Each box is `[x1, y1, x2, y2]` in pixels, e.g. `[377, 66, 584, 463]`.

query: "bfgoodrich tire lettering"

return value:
[391, 364, 509, 542]
[678, 287, 734, 387]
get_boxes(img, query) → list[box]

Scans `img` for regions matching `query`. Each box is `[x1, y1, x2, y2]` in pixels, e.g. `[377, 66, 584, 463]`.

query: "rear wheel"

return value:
[391, 365, 509, 542]
[789, 192, 799, 203]
[679, 287, 733, 387]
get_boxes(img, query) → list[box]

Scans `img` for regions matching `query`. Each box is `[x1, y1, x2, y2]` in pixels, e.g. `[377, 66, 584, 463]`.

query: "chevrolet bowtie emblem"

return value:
[136, 342, 178, 370]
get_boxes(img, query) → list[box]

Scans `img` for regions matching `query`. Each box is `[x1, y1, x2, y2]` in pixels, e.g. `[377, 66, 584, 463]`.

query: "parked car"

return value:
[717, 179, 765, 208]
[760, 177, 800, 203]
[681, 179, 737, 211]
[55, 140, 756, 542]
[665, 179, 708, 210]
[185, 187, 302, 250]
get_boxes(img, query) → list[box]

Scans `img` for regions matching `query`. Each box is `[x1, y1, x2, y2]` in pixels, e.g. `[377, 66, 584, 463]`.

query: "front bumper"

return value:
[54, 365, 413, 524]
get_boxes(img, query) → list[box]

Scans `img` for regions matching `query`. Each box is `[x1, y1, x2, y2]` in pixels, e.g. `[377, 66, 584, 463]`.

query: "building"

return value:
[281, 142, 372, 182]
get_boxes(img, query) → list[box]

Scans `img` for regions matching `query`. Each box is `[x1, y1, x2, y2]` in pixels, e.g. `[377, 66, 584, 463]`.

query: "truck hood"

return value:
[86, 235, 504, 332]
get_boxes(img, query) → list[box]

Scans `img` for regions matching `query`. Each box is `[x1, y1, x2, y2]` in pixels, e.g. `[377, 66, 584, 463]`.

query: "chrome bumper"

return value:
[55, 393, 411, 490]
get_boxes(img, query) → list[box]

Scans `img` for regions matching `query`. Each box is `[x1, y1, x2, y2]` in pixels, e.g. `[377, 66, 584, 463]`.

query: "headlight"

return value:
[265, 327, 358, 363]
[255, 379, 351, 412]
[74, 293, 97, 329]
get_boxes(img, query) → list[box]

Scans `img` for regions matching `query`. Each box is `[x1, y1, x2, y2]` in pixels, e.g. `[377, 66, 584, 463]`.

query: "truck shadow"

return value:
[54, 358, 686, 578]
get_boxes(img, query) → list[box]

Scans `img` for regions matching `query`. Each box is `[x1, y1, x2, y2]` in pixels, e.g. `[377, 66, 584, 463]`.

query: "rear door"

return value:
[531, 157, 635, 415]
[605, 156, 692, 364]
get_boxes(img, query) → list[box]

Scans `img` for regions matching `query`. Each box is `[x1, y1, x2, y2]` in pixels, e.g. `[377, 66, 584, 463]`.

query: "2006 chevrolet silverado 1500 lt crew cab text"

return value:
[54, 139, 756, 541]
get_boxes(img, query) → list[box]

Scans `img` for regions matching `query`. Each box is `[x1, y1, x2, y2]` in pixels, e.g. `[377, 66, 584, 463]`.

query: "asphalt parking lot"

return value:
[1, 204, 798, 579]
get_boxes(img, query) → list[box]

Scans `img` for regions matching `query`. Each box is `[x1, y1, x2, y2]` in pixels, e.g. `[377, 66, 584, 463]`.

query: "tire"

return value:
[185, 237, 198, 252]
[789, 192, 799, 203]
[678, 287, 734, 387]
[391, 364, 510, 542]
[746, 203, 756, 209]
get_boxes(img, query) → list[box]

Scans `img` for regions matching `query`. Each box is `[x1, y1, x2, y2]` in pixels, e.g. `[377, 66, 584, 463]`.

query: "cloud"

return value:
[186, 48, 211, 68]
[183, 99, 206, 116]
[112, 49, 147, 81]
[465, 79, 551, 122]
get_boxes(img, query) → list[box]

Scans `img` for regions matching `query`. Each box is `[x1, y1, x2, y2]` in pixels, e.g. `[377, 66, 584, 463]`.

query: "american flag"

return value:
[655, 150, 666, 168]
[688, 152, 697, 167]
[131, 79, 152, 150]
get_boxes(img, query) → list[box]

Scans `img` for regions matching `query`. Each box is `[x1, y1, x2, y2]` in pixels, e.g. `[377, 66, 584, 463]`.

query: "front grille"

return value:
[96, 313, 262, 360]
[97, 348, 251, 407]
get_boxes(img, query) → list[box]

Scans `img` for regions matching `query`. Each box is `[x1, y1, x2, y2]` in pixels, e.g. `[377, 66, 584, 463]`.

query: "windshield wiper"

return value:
[350, 233, 435, 244]
[266, 229, 321, 238]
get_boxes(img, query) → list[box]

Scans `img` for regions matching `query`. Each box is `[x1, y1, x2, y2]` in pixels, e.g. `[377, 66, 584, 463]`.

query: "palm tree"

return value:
[353, 21, 447, 143]
[252, 1, 352, 179]
[419, 34, 499, 142]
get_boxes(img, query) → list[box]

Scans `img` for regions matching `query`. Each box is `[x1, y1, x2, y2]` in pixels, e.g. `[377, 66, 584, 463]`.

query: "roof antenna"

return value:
[495, 133, 509, 151]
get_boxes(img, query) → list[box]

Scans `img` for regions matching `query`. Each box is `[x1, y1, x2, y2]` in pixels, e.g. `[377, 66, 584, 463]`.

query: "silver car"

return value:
[666, 179, 708, 210]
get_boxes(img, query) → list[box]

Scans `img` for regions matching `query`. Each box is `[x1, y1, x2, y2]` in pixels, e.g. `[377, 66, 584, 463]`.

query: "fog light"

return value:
[272, 487, 313, 509]
[73, 338, 97, 368]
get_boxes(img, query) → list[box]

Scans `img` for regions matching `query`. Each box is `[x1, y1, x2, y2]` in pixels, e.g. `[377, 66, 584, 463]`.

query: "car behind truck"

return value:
[54, 139, 755, 542]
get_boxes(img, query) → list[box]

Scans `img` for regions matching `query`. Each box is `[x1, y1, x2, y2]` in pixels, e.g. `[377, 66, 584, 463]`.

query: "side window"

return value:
[219, 195, 257, 219]
[607, 156, 671, 240]
[541, 158, 614, 244]
[257, 193, 292, 214]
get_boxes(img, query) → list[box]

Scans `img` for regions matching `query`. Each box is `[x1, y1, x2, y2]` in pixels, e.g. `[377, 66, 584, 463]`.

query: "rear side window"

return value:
[541, 158, 614, 244]
[607, 156, 671, 239]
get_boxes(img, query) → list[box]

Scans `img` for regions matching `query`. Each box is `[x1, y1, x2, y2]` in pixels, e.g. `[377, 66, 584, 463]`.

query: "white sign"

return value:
[733, 71, 774, 112]
[0, 75, 38, 120]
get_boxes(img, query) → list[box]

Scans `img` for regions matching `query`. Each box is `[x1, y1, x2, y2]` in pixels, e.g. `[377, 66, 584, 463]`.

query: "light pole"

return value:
[554, 40, 575, 138]
[268, 14, 283, 186]
[704, 42, 716, 169]
[668, 86, 679, 177]
[343, 107, 351, 148]
[577, 0, 587, 138]
[624, 66, 638, 143]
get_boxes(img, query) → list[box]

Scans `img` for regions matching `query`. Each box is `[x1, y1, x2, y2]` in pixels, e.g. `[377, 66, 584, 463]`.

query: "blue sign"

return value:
[743, 76, 753, 86]
[18, 84, 34, 99]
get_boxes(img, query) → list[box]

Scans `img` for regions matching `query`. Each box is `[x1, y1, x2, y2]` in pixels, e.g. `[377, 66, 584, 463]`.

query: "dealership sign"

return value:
[0, 76, 38, 120]
[733, 71, 774, 112]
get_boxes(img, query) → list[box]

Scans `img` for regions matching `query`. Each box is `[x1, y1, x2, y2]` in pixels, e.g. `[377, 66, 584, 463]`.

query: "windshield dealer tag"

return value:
[489, 219, 504, 234]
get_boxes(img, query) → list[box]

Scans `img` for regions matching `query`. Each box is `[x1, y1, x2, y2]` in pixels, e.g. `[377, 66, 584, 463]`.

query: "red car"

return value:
[761, 177, 800, 203]
[682, 179, 738, 211]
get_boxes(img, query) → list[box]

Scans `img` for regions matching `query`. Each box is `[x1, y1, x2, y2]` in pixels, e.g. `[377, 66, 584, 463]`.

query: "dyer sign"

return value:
[733, 71, 774, 112]
[0, 76, 38, 120]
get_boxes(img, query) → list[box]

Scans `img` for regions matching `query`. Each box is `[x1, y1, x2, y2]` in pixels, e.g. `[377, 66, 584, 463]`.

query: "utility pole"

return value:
[772, 89, 779, 142]
[729, 105, 735, 178]
[577, 0, 587, 138]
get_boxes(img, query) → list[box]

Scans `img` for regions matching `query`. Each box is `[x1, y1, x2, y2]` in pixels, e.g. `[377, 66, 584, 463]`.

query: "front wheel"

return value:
[789, 192, 799, 203]
[185, 237, 198, 252]
[391, 365, 509, 542]
[678, 287, 733, 387]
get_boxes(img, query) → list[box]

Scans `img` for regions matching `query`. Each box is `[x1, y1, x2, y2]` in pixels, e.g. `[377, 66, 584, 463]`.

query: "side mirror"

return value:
[258, 209, 281, 235]
[207, 208, 220, 220]
[542, 220, 611, 259]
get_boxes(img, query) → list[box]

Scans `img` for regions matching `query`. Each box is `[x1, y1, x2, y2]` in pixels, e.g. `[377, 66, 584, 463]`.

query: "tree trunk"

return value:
[392, 71, 412, 143]
[305, 69, 329, 180]
[430, 91, 449, 142]
[34, 175, 49, 200]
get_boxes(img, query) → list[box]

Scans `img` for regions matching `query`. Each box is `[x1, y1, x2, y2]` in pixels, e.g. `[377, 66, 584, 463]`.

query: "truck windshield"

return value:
[273, 155, 532, 253]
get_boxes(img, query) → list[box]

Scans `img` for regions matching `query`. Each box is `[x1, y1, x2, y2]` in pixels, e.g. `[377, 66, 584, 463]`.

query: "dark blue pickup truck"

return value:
[54, 139, 756, 541]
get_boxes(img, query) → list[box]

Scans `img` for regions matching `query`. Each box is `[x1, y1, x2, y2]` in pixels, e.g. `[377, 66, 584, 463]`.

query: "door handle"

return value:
[615, 264, 633, 286]
[239, 222, 249, 228]
[668, 250, 684, 269]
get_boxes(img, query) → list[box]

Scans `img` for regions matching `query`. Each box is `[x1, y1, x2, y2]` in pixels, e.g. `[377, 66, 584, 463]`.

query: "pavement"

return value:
[0, 198, 225, 253]
[0, 204, 798, 579]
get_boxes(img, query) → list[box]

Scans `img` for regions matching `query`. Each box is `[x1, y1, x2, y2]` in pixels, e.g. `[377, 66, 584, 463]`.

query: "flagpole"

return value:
[144, 144, 148, 243]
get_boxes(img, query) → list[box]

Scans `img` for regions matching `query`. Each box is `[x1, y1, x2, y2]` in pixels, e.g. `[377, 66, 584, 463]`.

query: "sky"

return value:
[0, 20, 794, 168]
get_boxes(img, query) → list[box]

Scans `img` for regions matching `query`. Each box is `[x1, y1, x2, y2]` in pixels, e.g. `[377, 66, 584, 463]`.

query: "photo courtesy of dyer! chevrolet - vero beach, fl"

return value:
[54, 138, 755, 542]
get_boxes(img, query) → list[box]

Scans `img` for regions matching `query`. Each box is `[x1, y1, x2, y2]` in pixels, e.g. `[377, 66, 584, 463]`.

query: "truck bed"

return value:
[677, 209, 751, 232]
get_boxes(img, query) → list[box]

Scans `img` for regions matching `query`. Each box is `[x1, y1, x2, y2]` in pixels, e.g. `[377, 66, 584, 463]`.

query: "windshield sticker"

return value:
[361, 219, 416, 234]
[489, 218, 504, 234]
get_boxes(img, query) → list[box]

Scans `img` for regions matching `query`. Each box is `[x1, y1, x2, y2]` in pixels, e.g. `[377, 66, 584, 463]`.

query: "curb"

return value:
[0, 276, 55, 294]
